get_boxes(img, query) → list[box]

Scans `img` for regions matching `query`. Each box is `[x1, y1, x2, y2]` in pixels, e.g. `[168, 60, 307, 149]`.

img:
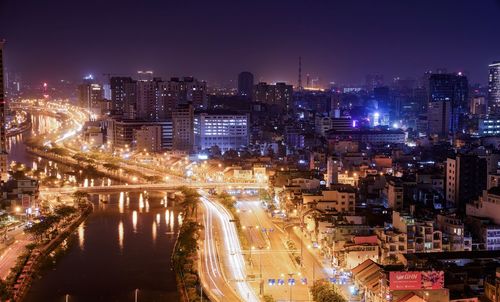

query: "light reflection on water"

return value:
[25, 191, 181, 301]
[118, 220, 124, 252]
[78, 223, 84, 251]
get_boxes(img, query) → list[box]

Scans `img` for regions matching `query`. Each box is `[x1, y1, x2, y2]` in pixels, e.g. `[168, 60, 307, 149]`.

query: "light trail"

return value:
[201, 204, 224, 298]
[201, 196, 259, 302]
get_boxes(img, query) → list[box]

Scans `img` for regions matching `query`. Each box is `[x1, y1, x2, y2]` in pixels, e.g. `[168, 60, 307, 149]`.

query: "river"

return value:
[8, 114, 181, 301]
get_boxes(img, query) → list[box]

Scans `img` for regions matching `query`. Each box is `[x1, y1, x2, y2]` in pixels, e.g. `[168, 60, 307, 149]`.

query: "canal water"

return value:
[8, 114, 181, 301]
[24, 192, 181, 302]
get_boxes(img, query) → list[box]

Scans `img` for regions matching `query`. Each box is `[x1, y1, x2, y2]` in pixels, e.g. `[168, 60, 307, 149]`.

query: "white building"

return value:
[466, 188, 500, 225]
[302, 185, 356, 214]
[194, 111, 249, 152]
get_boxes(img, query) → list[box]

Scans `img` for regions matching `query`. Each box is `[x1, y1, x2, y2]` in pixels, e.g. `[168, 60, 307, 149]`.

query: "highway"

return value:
[199, 198, 242, 302]
[238, 200, 317, 301]
[200, 195, 259, 302]
[0, 229, 30, 280]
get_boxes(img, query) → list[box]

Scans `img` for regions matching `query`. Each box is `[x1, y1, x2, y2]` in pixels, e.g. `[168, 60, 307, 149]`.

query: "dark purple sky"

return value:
[1, 0, 500, 86]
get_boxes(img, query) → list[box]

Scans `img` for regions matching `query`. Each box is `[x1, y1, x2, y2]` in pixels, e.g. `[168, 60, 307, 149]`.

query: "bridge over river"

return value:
[42, 182, 267, 194]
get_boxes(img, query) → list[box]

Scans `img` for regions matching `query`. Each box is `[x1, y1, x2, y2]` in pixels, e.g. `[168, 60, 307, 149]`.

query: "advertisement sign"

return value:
[22, 194, 31, 208]
[389, 271, 444, 290]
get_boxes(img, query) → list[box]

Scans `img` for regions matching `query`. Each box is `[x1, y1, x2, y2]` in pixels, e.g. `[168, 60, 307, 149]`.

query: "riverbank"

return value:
[7, 199, 93, 301]
[171, 188, 206, 302]
[26, 145, 146, 184]
[6, 120, 31, 137]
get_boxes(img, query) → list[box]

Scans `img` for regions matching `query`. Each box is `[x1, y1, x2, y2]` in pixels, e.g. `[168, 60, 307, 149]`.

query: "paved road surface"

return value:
[238, 200, 315, 301]
[200, 194, 259, 302]
[199, 200, 242, 302]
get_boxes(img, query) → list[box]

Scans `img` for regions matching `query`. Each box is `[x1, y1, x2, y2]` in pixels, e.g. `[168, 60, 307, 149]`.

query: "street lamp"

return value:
[250, 246, 255, 266]
[288, 272, 295, 302]
[258, 246, 264, 295]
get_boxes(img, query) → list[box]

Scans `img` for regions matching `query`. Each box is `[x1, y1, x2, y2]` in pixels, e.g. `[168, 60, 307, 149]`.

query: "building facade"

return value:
[172, 103, 194, 152]
[238, 71, 254, 98]
[107, 118, 172, 150]
[194, 111, 249, 152]
[489, 62, 500, 114]
[0, 41, 7, 180]
[253, 82, 293, 111]
[446, 154, 487, 213]
[109, 76, 135, 115]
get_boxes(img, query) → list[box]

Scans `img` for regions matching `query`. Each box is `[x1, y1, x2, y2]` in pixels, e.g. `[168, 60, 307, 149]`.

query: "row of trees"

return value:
[215, 192, 249, 249]
[173, 187, 204, 302]
[25, 205, 78, 242]
[310, 280, 347, 302]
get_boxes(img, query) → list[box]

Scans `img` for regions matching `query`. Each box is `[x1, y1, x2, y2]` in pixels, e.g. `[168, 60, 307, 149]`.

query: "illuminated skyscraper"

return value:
[488, 61, 500, 114]
[110, 76, 135, 115]
[78, 75, 104, 118]
[428, 73, 468, 136]
[0, 40, 8, 180]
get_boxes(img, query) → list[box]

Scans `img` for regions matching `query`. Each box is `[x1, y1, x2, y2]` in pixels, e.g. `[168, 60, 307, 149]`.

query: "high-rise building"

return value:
[488, 61, 500, 114]
[478, 117, 500, 136]
[107, 118, 172, 150]
[78, 75, 104, 118]
[429, 73, 468, 107]
[374, 86, 391, 115]
[427, 101, 452, 138]
[136, 76, 163, 120]
[428, 73, 469, 135]
[0, 40, 8, 180]
[134, 125, 166, 152]
[253, 82, 293, 111]
[110, 77, 135, 115]
[471, 96, 487, 115]
[165, 77, 207, 110]
[446, 154, 487, 213]
[172, 103, 194, 152]
[238, 72, 254, 98]
[194, 110, 249, 152]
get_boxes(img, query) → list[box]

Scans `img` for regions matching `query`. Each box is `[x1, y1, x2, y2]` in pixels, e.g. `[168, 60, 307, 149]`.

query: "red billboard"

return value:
[389, 271, 444, 291]
[22, 194, 31, 208]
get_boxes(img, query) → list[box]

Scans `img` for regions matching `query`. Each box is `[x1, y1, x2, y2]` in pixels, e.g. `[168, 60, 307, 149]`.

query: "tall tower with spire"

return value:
[298, 56, 303, 90]
[0, 40, 8, 180]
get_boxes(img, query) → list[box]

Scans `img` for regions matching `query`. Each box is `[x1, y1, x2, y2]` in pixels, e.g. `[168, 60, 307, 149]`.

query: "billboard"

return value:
[22, 194, 31, 208]
[389, 271, 444, 291]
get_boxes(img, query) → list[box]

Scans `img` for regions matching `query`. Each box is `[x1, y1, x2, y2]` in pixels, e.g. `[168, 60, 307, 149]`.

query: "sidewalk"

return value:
[290, 227, 358, 302]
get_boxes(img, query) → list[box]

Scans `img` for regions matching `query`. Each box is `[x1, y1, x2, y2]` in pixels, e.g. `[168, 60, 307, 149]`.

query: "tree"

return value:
[144, 175, 162, 183]
[217, 192, 235, 209]
[54, 205, 77, 218]
[310, 280, 346, 302]
[26, 214, 61, 241]
[72, 191, 88, 208]
[103, 163, 119, 173]
[73, 153, 86, 165]
[177, 187, 201, 217]
[0, 278, 11, 300]
[222, 149, 238, 160]
[263, 295, 275, 302]
[50, 147, 69, 157]
[259, 189, 271, 202]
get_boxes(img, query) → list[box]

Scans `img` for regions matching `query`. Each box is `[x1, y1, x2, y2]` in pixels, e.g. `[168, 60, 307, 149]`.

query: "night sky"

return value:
[1, 0, 500, 86]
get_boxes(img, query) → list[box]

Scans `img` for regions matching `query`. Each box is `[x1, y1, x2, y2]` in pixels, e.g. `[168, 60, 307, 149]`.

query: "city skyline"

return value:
[1, 0, 500, 86]
[3, 2, 500, 302]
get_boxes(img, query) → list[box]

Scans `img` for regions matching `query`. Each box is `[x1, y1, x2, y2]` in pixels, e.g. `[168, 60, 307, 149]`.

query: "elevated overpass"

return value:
[43, 182, 267, 194]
